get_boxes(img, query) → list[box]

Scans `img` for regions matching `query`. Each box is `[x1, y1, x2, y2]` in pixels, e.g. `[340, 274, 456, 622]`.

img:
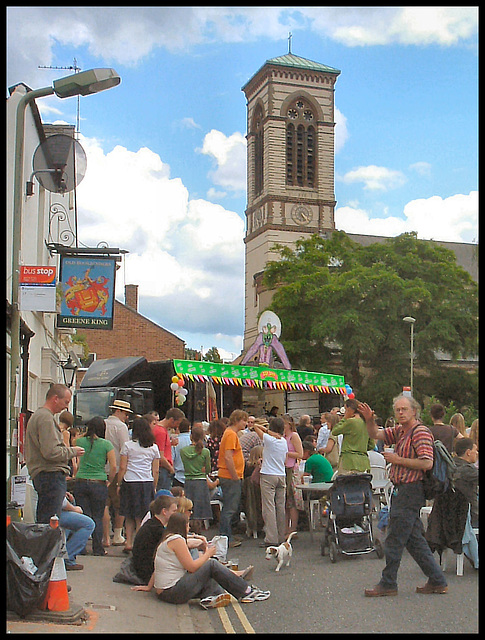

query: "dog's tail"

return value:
[286, 531, 297, 543]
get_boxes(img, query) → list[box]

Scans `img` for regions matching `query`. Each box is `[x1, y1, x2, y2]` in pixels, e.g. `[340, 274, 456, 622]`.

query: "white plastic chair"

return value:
[309, 470, 338, 531]
[369, 464, 393, 509]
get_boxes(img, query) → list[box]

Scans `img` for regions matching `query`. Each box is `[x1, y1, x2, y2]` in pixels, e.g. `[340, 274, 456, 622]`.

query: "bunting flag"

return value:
[172, 360, 346, 395]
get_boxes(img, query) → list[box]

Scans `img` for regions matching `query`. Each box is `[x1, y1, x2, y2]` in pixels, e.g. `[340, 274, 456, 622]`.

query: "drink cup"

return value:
[303, 476, 311, 485]
[230, 558, 239, 571]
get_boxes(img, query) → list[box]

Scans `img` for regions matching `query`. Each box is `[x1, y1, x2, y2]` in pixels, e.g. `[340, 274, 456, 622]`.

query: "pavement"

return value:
[6, 521, 479, 634]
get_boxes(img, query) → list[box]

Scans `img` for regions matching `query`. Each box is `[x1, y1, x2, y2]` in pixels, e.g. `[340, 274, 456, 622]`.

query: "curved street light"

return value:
[8, 68, 121, 485]
[403, 316, 416, 396]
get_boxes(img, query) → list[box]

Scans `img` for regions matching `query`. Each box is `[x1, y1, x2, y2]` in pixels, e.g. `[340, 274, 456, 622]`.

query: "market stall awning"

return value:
[173, 360, 346, 394]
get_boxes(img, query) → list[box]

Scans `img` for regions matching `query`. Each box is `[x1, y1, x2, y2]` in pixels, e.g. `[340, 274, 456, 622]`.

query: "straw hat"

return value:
[109, 399, 133, 413]
[254, 417, 269, 428]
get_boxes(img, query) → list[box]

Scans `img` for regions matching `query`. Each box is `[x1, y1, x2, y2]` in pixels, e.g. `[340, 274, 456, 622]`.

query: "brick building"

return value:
[78, 284, 185, 378]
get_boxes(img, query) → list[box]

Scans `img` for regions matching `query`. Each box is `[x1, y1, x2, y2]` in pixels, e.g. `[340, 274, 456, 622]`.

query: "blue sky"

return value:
[7, 7, 478, 360]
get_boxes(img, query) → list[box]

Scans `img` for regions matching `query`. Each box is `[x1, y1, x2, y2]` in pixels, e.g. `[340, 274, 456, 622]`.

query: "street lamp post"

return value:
[8, 68, 121, 490]
[403, 316, 416, 396]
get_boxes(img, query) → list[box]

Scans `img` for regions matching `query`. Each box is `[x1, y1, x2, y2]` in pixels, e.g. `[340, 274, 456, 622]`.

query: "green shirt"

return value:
[305, 453, 334, 483]
[332, 417, 374, 472]
[76, 436, 114, 480]
[180, 445, 211, 479]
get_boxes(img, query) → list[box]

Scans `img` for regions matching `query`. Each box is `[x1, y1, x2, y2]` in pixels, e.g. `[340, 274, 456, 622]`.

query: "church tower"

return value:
[242, 51, 340, 351]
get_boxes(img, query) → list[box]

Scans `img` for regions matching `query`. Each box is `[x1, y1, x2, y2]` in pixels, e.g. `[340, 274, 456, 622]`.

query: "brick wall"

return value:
[81, 300, 185, 362]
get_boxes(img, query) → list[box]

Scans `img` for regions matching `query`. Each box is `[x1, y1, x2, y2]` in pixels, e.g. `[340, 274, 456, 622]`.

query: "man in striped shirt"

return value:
[359, 394, 448, 597]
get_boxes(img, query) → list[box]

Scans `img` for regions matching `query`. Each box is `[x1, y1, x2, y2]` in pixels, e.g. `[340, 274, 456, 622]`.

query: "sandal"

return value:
[239, 565, 254, 581]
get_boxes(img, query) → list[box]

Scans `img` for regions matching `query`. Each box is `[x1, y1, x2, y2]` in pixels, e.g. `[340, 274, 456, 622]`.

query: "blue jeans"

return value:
[73, 479, 108, 555]
[59, 509, 95, 565]
[157, 468, 173, 492]
[381, 481, 447, 589]
[462, 508, 479, 569]
[219, 477, 242, 542]
[32, 471, 67, 524]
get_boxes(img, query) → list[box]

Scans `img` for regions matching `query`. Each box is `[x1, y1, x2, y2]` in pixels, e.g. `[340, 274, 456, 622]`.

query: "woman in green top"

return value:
[180, 425, 212, 533]
[332, 399, 375, 474]
[73, 416, 116, 556]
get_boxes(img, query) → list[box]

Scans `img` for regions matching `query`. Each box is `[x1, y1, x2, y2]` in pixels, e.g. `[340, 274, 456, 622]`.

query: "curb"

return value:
[7, 602, 87, 625]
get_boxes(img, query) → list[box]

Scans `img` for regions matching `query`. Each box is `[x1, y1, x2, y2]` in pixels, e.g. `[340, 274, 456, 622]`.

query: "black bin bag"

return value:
[7, 522, 63, 617]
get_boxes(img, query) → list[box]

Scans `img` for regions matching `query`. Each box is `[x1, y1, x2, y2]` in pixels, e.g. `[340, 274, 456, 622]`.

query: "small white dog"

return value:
[265, 532, 297, 571]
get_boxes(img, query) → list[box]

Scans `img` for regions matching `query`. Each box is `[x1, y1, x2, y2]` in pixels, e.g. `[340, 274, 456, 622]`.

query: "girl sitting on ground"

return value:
[131, 511, 269, 609]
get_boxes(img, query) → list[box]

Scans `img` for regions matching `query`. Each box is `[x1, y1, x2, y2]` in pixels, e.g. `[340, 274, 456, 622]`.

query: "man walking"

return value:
[25, 384, 85, 524]
[217, 409, 248, 548]
[359, 395, 448, 596]
[104, 399, 132, 546]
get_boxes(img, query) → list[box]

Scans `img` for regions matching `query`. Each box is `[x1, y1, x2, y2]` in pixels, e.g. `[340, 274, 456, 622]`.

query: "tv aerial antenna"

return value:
[39, 58, 82, 136]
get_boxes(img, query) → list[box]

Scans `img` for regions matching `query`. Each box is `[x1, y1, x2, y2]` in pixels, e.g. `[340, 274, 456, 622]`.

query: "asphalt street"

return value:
[7, 523, 479, 634]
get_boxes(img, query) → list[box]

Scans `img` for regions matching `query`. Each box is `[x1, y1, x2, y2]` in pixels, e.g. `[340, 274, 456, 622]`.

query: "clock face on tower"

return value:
[291, 204, 313, 226]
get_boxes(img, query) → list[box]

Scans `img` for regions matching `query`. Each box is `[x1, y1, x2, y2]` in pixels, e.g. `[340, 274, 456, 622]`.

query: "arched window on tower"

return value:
[253, 105, 264, 196]
[285, 99, 316, 188]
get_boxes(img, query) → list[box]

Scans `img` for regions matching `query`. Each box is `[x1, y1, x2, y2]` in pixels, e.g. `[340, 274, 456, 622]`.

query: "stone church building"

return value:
[241, 52, 477, 354]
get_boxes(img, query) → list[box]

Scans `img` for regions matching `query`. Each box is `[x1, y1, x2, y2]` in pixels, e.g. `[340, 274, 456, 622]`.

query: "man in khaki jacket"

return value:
[25, 384, 85, 523]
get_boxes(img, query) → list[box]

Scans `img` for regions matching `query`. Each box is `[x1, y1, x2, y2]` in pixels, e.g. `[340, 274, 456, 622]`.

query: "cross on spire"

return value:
[288, 32, 292, 54]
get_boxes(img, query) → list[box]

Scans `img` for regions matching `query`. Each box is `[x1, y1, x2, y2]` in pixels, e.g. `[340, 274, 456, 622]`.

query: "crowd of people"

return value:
[21, 383, 478, 608]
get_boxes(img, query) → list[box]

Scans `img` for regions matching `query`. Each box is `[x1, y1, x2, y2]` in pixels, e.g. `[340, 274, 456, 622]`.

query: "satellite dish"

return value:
[32, 134, 87, 194]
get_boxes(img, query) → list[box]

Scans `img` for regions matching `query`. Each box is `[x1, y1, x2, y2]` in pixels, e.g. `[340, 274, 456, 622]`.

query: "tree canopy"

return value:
[263, 231, 478, 417]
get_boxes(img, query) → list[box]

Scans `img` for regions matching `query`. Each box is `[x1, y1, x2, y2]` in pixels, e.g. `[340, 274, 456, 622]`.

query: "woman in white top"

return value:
[131, 512, 270, 608]
[118, 417, 160, 553]
[252, 417, 288, 546]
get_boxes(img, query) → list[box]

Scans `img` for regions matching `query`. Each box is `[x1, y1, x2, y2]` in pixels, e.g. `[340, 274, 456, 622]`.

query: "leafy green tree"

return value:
[263, 231, 477, 414]
[203, 347, 222, 363]
[185, 347, 201, 360]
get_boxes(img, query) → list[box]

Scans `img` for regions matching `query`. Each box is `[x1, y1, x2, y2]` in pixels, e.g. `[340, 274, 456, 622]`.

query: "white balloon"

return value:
[170, 382, 179, 391]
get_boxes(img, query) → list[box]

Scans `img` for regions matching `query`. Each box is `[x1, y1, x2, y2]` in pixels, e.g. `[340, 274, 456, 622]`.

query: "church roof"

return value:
[242, 52, 340, 92]
[266, 53, 341, 75]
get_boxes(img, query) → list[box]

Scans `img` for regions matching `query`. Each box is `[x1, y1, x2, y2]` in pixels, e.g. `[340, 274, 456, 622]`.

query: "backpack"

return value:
[412, 426, 456, 500]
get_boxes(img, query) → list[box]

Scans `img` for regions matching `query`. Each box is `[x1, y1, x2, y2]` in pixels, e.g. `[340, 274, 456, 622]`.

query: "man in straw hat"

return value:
[103, 399, 133, 546]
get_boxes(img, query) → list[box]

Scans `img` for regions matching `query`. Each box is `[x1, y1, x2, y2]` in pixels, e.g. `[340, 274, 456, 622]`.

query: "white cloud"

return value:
[336, 190, 478, 243]
[199, 129, 247, 193]
[334, 106, 349, 154]
[178, 117, 202, 130]
[75, 135, 245, 342]
[339, 165, 407, 191]
[304, 6, 477, 47]
[6, 7, 477, 89]
[409, 162, 432, 177]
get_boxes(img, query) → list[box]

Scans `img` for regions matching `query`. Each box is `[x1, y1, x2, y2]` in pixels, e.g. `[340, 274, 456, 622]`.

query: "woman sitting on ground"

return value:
[131, 511, 270, 609]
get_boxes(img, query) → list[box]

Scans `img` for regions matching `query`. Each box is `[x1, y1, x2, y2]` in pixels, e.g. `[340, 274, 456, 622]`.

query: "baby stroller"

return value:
[320, 473, 384, 562]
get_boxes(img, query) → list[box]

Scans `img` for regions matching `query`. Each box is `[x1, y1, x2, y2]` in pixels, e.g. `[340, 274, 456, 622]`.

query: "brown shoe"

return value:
[364, 584, 398, 597]
[416, 581, 448, 594]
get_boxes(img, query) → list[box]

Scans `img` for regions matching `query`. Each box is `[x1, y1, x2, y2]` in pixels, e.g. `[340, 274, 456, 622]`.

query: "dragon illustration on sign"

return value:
[64, 268, 110, 316]
[241, 311, 291, 370]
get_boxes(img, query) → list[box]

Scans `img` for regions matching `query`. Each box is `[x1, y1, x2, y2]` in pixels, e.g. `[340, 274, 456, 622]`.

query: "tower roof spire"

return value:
[288, 32, 292, 54]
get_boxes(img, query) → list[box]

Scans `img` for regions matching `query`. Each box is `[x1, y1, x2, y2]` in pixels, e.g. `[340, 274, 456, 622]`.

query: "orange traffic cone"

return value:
[40, 556, 70, 612]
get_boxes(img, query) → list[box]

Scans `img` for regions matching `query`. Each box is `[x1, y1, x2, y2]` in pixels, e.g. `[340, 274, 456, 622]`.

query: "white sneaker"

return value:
[200, 593, 232, 609]
[240, 586, 271, 603]
[112, 534, 125, 545]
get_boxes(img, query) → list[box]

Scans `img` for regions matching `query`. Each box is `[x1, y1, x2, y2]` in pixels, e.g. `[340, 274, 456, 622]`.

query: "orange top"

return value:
[217, 428, 244, 479]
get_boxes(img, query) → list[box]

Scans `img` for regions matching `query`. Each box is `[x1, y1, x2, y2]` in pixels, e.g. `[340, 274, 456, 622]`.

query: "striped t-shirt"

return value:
[382, 423, 434, 485]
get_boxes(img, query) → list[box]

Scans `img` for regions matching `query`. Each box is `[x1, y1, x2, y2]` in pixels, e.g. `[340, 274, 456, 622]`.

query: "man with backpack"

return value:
[358, 394, 448, 597]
